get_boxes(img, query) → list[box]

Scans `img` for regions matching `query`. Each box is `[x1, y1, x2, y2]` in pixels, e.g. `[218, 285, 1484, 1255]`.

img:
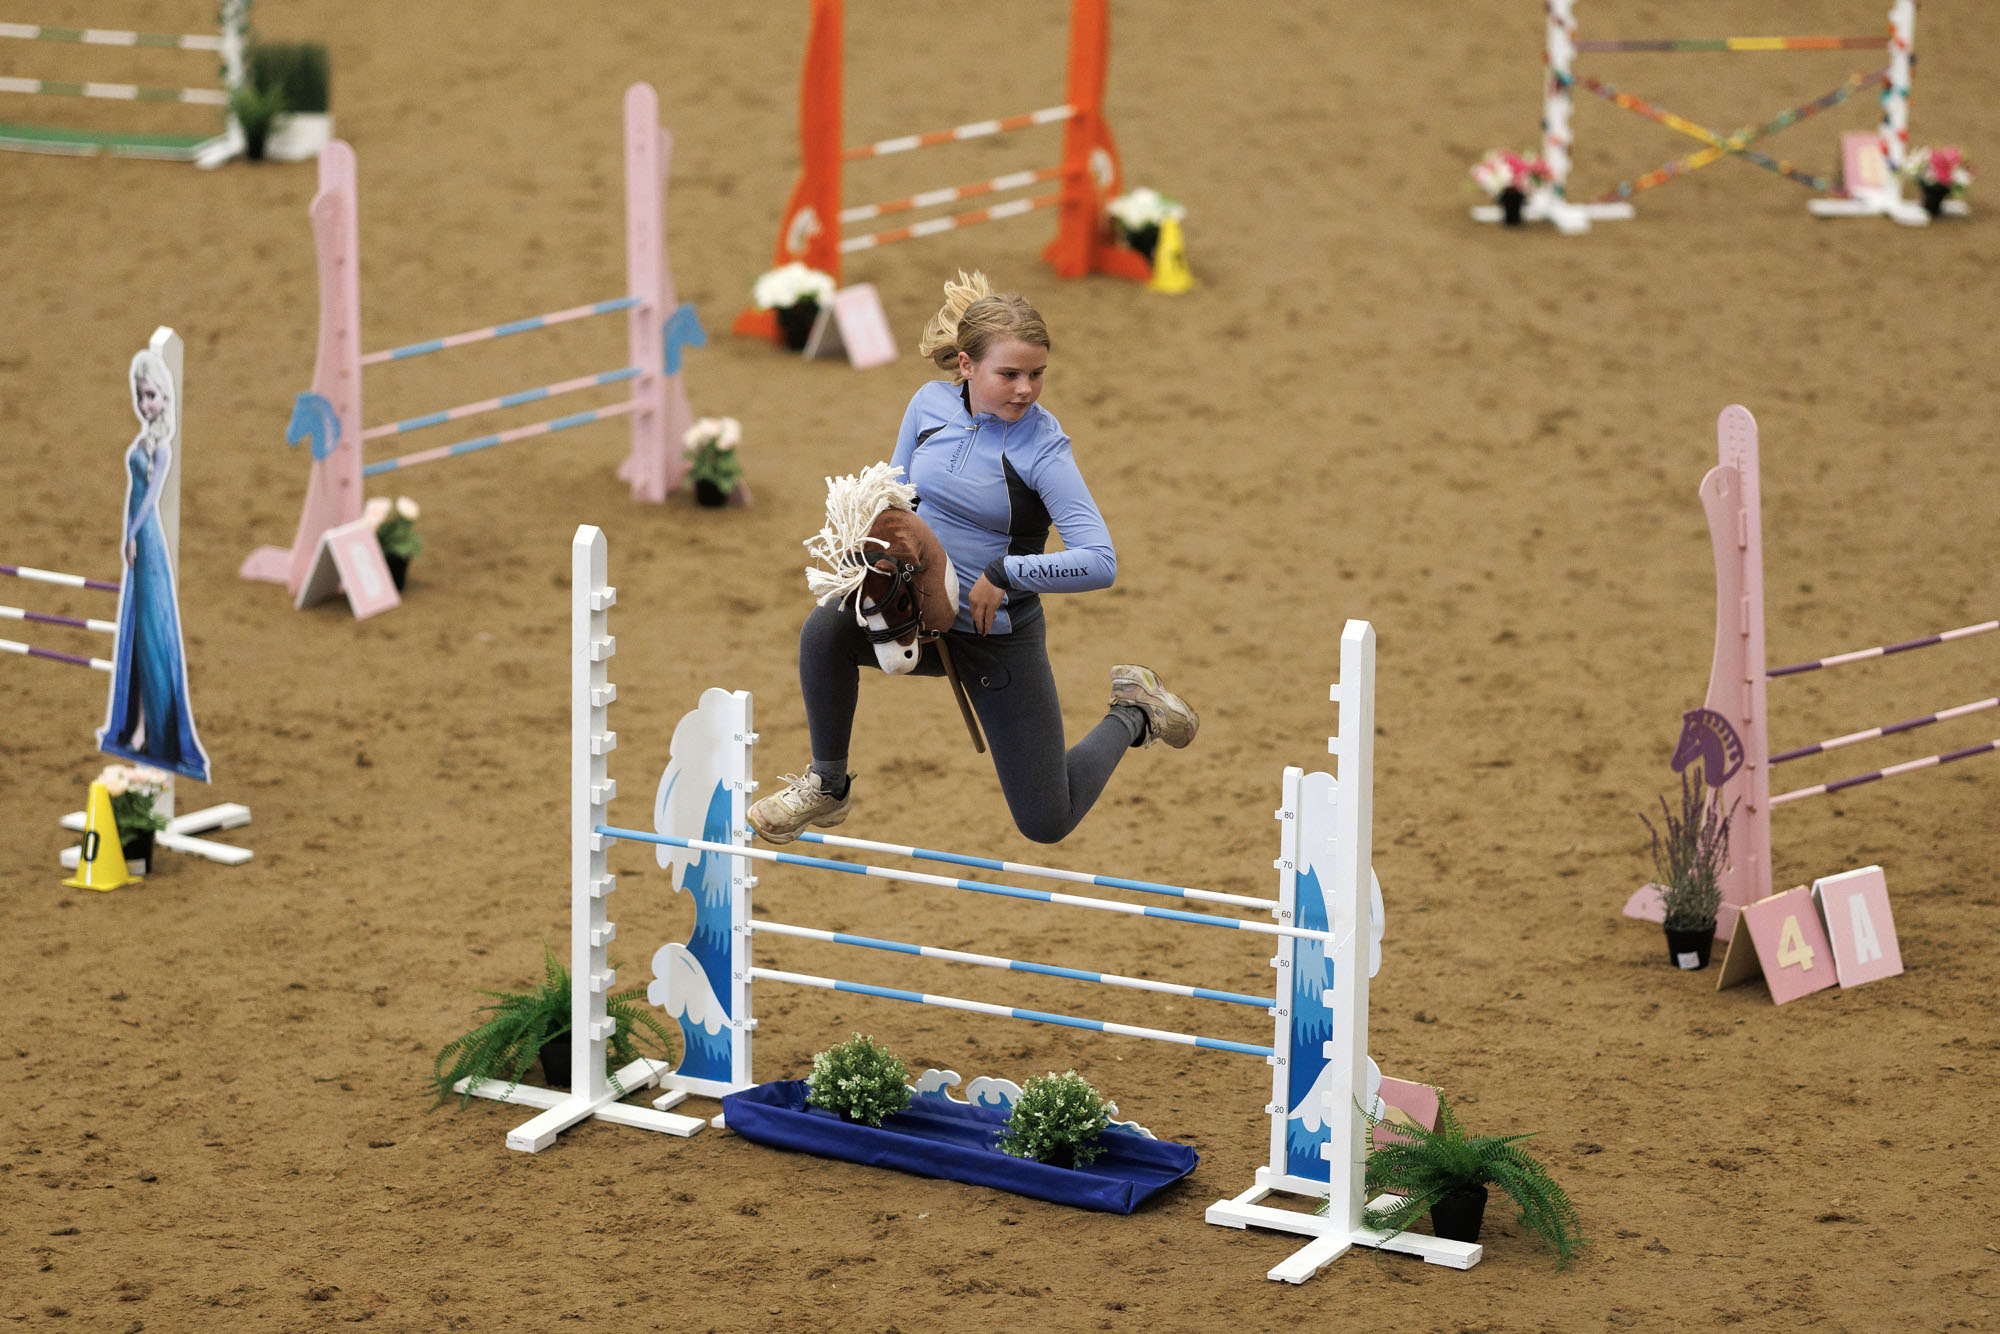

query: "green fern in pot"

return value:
[1363, 1094, 1584, 1267]
[429, 946, 676, 1108]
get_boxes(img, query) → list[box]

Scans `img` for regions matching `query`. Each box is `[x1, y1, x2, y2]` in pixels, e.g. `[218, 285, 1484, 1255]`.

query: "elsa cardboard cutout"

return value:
[97, 345, 210, 782]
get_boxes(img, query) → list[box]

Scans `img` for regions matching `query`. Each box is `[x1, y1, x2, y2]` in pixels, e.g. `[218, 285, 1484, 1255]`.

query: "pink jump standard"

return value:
[240, 83, 697, 602]
[1631, 406, 1994, 938]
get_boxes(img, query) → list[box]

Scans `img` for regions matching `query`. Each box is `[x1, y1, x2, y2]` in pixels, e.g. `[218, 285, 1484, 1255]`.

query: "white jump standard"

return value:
[0, 1, 247, 164]
[456, 524, 1479, 1285]
[1486, 1, 1938, 233]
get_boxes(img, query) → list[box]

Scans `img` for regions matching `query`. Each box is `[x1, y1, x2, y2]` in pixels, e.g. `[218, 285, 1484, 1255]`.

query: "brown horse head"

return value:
[852, 507, 958, 674]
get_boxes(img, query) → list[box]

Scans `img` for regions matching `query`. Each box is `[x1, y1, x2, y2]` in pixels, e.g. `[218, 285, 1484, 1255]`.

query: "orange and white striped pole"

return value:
[734, 0, 844, 339]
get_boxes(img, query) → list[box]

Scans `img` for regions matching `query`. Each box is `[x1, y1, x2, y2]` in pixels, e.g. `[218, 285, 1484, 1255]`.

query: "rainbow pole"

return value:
[1593, 69, 1887, 201]
[1576, 35, 1887, 54]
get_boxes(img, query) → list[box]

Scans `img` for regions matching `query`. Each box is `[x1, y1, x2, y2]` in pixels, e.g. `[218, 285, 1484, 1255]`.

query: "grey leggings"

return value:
[798, 601, 1145, 844]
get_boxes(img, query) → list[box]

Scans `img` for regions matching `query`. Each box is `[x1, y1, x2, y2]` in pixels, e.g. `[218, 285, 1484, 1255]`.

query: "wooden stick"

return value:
[933, 639, 986, 753]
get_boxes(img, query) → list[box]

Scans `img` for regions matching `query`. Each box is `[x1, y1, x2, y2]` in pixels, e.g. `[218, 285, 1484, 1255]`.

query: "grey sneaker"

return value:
[747, 771, 852, 844]
[1110, 664, 1198, 749]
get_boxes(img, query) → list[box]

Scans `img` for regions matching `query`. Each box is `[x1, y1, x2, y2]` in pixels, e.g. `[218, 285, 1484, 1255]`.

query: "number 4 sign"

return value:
[1715, 885, 1836, 1004]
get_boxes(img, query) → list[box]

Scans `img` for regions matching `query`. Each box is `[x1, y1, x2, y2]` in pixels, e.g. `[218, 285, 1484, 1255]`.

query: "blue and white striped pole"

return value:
[788, 828, 1277, 910]
[361, 367, 641, 442]
[751, 966, 1275, 1058]
[752, 918, 1275, 1009]
[599, 826, 1340, 945]
[363, 400, 642, 477]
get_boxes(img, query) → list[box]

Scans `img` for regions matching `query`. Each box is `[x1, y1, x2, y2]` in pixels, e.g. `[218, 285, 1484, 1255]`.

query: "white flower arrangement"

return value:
[371, 494, 422, 561]
[96, 763, 170, 839]
[752, 262, 837, 311]
[97, 763, 168, 799]
[683, 416, 744, 496]
[1106, 186, 1186, 233]
[683, 417, 742, 453]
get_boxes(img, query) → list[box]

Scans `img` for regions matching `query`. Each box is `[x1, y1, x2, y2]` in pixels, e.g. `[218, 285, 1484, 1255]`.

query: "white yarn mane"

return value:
[803, 461, 918, 607]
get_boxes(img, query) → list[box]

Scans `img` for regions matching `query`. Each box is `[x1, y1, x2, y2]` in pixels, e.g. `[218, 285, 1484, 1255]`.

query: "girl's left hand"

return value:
[969, 575, 1005, 635]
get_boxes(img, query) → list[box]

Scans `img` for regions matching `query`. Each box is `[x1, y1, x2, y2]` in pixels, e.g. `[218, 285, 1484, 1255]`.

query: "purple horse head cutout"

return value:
[1671, 708, 1744, 788]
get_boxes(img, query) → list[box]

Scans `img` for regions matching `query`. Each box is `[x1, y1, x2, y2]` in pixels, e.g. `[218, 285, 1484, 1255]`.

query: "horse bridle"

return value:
[851, 549, 932, 646]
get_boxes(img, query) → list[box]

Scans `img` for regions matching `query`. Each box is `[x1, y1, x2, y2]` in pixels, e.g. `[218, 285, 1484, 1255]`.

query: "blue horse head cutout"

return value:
[286, 392, 342, 462]
[663, 302, 706, 376]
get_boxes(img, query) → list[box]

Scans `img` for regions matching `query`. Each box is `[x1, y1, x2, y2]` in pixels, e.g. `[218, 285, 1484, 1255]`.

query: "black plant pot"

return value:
[537, 1032, 572, 1090]
[1122, 223, 1160, 263]
[383, 552, 409, 591]
[121, 829, 154, 876]
[243, 123, 270, 161]
[777, 300, 820, 351]
[1921, 181, 1951, 218]
[1498, 187, 1527, 226]
[1665, 922, 1717, 970]
[693, 479, 730, 508]
[1430, 1184, 1489, 1243]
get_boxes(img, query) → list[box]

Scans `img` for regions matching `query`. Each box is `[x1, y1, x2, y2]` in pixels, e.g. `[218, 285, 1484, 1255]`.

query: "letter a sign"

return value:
[1811, 866, 1903, 988]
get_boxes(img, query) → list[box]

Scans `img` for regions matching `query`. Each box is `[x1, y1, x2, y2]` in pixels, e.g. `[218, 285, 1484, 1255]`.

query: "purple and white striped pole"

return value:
[1772, 737, 2000, 805]
[0, 563, 119, 594]
[0, 605, 117, 634]
[1772, 697, 1998, 763]
[0, 637, 113, 671]
[1768, 618, 1997, 677]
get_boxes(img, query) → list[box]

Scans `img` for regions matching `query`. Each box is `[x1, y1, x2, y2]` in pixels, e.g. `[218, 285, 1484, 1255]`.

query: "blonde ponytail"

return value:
[916, 269, 1051, 379]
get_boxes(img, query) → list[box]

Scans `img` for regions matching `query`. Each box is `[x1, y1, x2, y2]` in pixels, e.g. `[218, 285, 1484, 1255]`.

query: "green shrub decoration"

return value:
[227, 80, 285, 151]
[996, 1069, 1111, 1168]
[1362, 1094, 1585, 1267]
[429, 946, 677, 1109]
[804, 1033, 911, 1126]
[246, 41, 331, 114]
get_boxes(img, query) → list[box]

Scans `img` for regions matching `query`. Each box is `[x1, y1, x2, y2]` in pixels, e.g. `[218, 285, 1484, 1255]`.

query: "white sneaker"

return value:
[1110, 664, 1199, 749]
[747, 771, 852, 844]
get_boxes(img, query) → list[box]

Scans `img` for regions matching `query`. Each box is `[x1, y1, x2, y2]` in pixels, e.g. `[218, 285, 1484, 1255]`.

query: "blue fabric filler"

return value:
[721, 1080, 1198, 1214]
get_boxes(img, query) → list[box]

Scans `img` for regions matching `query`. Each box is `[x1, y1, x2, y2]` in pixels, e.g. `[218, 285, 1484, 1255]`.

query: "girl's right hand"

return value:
[969, 575, 1006, 635]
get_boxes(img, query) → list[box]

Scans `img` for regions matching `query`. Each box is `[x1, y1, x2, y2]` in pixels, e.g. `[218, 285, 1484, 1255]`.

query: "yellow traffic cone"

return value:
[63, 780, 138, 892]
[1146, 215, 1193, 295]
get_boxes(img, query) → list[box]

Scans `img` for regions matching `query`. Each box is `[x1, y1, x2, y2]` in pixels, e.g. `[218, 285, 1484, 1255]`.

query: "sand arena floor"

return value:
[3, 2, 1997, 1329]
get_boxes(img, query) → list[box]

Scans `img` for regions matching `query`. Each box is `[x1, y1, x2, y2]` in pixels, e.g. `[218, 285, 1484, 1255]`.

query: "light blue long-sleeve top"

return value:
[889, 379, 1116, 637]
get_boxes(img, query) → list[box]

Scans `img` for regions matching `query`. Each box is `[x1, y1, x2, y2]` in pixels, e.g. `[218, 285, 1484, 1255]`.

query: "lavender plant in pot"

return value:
[1641, 771, 1733, 970]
